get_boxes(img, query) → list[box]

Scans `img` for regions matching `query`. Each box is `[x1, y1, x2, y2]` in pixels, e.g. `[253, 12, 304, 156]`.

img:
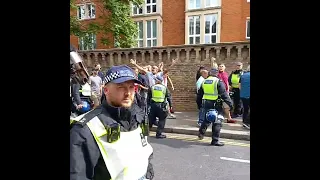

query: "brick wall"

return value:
[79, 43, 250, 111]
[221, 0, 250, 42]
[162, 0, 185, 46]
[70, 0, 250, 48]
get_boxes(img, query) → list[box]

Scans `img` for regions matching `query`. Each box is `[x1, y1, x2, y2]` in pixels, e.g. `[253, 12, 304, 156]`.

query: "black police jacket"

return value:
[70, 100, 154, 180]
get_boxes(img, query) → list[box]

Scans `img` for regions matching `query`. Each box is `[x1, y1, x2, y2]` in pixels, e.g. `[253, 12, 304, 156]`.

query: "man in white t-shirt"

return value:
[88, 68, 103, 109]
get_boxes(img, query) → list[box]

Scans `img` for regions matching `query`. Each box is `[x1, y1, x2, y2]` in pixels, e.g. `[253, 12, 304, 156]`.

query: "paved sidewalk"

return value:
[150, 112, 250, 141]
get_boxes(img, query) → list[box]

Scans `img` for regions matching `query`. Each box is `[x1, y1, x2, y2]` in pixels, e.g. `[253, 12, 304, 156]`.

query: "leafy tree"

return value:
[70, 0, 144, 48]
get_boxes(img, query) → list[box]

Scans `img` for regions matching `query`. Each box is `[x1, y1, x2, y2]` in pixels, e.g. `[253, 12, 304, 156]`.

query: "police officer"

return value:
[228, 62, 244, 117]
[70, 75, 92, 118]
[147, 76, 172, 139]
[70, 44, 90, 117]
[70, 65, 154, 180]
[197, 68, 233, 146]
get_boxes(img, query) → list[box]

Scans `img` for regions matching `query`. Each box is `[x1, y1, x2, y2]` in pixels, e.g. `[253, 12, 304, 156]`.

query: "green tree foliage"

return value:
[70, 0, 144, 48]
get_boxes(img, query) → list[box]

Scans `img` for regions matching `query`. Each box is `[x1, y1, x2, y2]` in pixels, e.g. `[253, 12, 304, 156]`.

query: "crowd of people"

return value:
[70, 49, 250, 179]
[71, 59, 250, 130]
[196, 61, 251, 129]
[71, 59, 177, 130]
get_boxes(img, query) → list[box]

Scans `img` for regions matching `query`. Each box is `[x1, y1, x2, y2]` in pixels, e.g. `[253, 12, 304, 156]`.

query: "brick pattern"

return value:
[94, 60, 248, 111]
[70, 0, 250, 48]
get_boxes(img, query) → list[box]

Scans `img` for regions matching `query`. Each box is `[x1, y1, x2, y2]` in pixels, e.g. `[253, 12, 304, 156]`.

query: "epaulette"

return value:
[73, 107, 103, 127]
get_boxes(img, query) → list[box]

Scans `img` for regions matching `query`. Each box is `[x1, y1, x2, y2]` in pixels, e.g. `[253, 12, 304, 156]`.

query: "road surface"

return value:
[148, 132, 250, 180]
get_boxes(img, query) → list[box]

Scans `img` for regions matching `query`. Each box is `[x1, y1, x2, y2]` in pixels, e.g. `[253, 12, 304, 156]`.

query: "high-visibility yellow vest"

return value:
[151, 84, 166, 103]
[202, 76, 219, 100]
[87, 117, 153, 180]
[231, 73, 241, 88]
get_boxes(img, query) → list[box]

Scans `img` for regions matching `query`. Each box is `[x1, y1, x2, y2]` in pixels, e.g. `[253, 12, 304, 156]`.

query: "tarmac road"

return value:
[148, 132, 250, 180]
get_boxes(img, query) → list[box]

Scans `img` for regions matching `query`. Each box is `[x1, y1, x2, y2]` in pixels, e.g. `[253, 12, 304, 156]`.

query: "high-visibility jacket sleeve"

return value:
[70, 125, 101, 180]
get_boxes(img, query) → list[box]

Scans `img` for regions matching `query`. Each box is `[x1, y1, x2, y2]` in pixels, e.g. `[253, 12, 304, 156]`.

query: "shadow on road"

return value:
[148, 136, 212, 149]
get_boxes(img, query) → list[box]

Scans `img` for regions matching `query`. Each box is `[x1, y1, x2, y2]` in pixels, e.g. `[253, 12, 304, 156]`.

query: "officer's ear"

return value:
[103, 85, 109, 95]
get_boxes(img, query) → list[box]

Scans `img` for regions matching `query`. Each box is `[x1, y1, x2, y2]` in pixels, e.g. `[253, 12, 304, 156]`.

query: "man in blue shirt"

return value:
[239, 65, 250, 129]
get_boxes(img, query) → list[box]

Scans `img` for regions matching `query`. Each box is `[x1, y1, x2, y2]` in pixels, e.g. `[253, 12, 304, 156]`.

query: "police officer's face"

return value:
[104, 80, 135, 108]
[236, 64, 242, 70]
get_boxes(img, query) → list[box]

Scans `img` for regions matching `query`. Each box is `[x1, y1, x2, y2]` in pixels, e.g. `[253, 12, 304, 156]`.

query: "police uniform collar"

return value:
[102, 100, 135, 122]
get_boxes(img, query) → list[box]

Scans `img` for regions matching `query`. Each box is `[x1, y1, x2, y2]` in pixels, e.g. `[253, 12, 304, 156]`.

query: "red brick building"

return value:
[70, 0, 250, 50]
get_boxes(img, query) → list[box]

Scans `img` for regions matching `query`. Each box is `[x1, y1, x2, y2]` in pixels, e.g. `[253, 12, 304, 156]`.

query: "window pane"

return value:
[204, 35, 210, 44]
[147, 0, 151, 3]
[87, 5, 91, 17]
[152, 0, 156, 3]
[189, 37, 194, 44]
[189, 17, 194, 35]
[211, 14, 217, 33]
[195, 36, 200, 44]
[147, 40, 151, 47]
[152, 5, 156, 13]
[212, 21, 216, 33]
[90, 5, 96, 18]
[152, 20, 157, 38]
[207, 0, 218, 7]
[153, 39, 157, 46]
[133, 6, 137, 14]
[139, 7, 143, 14]
[196, 0, 200, 8]
[247, 20, 250, 37]
[205, 20, 210, 34]
[213, 0, 219, 6]
[206, 0, 210, 6]
[139, 40, 143, 47]
[196, 17, 200, 35]
[205, 15, 211, 34]
[189, 0, 194, 9]
[139, 22, 143, 38]
[147, 6, 151, 13]
[147, 21, 151, 38]
[211, 35, 216, 43]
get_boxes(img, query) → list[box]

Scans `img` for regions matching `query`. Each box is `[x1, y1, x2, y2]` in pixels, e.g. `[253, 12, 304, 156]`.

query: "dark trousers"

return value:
[232, 88, 242, 115]
[241, 98, 250, 124]
[149, 102, 168, 135]
[199, 100, 223, 143]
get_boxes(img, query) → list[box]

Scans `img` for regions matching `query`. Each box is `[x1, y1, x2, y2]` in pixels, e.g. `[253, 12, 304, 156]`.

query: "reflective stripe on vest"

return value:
[231, 74, 241, 88]
[202, 76, 219, 100]
[87, 117, 153, 180]
[70, 111, 91, 125]
[151, 84, 166, 103]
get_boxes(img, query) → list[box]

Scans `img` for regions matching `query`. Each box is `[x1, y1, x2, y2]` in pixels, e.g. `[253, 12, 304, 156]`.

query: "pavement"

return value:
[150, 112, 250, 141]
[148, 132, 250, 180]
